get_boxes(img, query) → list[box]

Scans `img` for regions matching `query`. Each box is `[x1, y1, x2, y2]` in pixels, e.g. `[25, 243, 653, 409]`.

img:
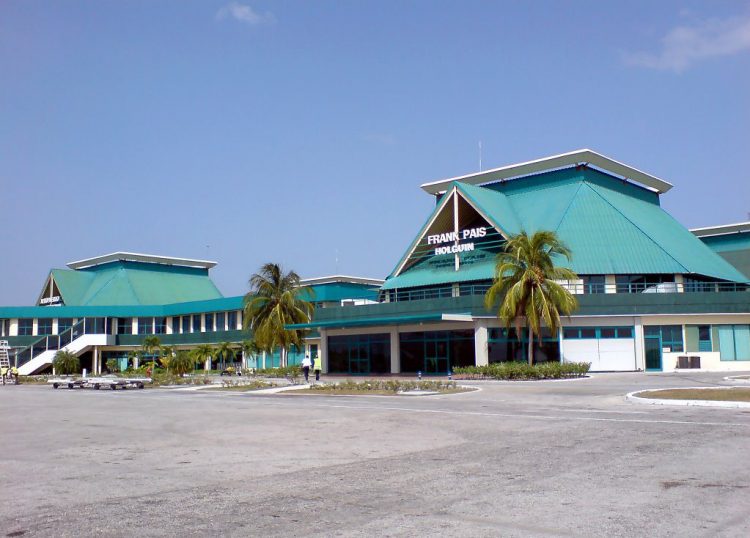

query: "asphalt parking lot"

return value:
[2, 372, 750, 537]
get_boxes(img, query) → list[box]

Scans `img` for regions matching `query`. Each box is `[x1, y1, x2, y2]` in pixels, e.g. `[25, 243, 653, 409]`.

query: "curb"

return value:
[626, 387, 750, 409]
[724, 376, 750, 385]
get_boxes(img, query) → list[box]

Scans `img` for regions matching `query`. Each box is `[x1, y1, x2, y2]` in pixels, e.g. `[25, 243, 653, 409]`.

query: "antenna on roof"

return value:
[335, 248, 339, 274]
[478, 140, 483, 171]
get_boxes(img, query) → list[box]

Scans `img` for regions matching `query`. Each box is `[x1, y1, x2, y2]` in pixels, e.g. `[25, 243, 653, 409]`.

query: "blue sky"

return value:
[1, 1, 749, 304]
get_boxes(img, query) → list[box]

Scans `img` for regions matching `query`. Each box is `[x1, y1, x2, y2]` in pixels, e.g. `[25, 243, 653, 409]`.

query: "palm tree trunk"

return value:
[527, 326, 535, 366]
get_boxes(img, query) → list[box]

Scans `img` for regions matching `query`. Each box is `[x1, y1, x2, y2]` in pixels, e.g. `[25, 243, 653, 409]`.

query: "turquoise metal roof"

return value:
[384, 167, 748, 289]
[50, 261, 223, 306]
[299, 282, 380, 302]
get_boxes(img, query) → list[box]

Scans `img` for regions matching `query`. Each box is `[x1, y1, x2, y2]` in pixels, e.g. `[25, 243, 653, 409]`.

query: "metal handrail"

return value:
[380, 280, 747, 303]
[13, 319, 86, 367]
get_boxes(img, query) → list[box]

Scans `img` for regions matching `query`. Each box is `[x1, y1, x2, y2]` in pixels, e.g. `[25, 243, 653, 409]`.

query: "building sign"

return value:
[39, 295, 61, 306]
[427, 227, 487, 256]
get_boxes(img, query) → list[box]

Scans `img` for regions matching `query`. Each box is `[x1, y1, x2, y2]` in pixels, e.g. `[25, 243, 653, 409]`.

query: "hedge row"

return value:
[253, 365, 302, 378]
[452, 361, 590, 380]
[310, 379, 458, 393]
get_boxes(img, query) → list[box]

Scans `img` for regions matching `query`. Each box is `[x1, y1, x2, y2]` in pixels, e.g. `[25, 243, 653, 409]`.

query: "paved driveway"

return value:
[1, 372, 750, 537]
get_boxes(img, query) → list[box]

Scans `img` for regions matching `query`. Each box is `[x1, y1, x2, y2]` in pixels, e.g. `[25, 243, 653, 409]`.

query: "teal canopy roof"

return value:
[49, 261, 223, 306]
[384, 167, 748, 289]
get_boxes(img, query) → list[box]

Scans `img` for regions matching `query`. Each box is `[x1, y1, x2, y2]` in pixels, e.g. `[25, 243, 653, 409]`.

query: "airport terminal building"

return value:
[2, 150, 749, 375]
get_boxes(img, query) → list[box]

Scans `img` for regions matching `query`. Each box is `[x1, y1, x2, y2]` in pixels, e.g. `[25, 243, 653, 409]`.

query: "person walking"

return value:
[1, 365, 7, 386]
[10, 366, 18, 385]
[301, 354, 312, 383]
[313, 354, 322, 382]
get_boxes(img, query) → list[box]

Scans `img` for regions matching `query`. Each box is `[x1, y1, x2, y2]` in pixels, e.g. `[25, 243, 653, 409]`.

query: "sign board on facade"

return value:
[39, 296, 61, 306]
[428, 227, 487, 256]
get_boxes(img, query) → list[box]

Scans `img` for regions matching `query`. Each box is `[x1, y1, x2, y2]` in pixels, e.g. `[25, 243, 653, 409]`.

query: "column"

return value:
[633, 317, 645, 371]
[605, 275, 617, 294]
[319, 329, 328, 373]
[474, 321, 489, 366]
[92, 347, 99, 375]
[389, 328, 400, 374]
[674, 274, 684, 293]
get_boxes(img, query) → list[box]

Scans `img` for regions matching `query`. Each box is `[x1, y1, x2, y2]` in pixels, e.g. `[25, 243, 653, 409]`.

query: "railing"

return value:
[380, 281, 748, 303]
[12, 319, 86, 367]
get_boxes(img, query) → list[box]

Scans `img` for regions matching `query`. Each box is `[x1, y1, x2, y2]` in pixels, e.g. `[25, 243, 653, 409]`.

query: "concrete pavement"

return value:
[1, 371, 749, 537]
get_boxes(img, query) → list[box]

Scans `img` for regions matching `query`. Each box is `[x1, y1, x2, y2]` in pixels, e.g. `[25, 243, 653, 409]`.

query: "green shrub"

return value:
[452, 361, 590, 380]
[309, 379, 458, 393]
[52, 350, 80, 375]
[254, 365, 302, 379]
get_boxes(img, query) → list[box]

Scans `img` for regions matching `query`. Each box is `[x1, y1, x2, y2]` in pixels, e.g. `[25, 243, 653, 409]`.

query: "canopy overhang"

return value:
[420, 149, 673, 195]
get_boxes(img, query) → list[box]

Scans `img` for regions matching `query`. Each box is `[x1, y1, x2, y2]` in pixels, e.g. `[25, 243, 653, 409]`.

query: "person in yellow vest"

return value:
[0, 366, 7, 386]
[10, 366, 19, 385]
[313, 354, 322, 382]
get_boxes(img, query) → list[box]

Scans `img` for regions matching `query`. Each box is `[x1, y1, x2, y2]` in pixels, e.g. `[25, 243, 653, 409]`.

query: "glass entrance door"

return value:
[645, 336, 662, 371]
[349, 341, 370, 374]
[424, 337, 449, 374]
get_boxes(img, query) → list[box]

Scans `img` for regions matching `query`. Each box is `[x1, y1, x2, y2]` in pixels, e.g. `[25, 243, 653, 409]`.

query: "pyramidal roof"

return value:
[383, 166, 747, 289]
[41, 254, 223, 306]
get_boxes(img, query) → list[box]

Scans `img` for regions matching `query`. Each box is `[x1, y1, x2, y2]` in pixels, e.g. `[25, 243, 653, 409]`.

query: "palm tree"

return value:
[190, 344, 215, 372]
[53, 350, 80, 375]
[160, 345, 175, 371]
[240, 339, 261, 370]
[484, 230, 579, 366]
[216, 341, 236, 371]
[141, 335, 162, 371]
[243, 263, 314, 367]
[169, 350, 194, 377]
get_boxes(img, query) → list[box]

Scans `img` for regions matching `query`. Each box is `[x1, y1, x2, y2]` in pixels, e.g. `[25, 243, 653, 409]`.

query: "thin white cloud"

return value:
[216, 2, 275, 26]
[624, 12, 750, 73]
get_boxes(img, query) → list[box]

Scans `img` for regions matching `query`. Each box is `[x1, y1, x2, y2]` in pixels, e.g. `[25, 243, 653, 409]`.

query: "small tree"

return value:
[169, 350, 194, 377]
[160, 345, 175, 371]
[53, 350, 80, 375]
[105, 358, 120, 373]
[216, 341, 236, 371]
[190, 344, 215, 371]
[141, 335, 162, 371]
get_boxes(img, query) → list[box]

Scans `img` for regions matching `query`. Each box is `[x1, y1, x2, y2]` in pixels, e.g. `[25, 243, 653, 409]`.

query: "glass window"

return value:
[18, 319, 34, 336]
[37, 318, 53, 335]
[227, 311, 237, 330]
[563, 328, 580, 339]
[617, 327, 633, 339]
[205, 313, 214, 332]
[154, 317, 166, 334]
[138, 317, 153, 335]
[698, 325, 712, 352]
[57, 318, 73, 333]
[0, 319, 8, 337]
[117, 318, 132, 335]
[84, 318, 106, 334]
[580, 328, 596, 339]
[192, 314, 202, 332]
[216, 312, 225, 331]
[599, 327, 616, 338]
[182, 316, 190, 333]
[327, 334, 391, 374]
[583, 275, 605, 294]
[645, 325, 683, 352]
[171, 317, 180, 334]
